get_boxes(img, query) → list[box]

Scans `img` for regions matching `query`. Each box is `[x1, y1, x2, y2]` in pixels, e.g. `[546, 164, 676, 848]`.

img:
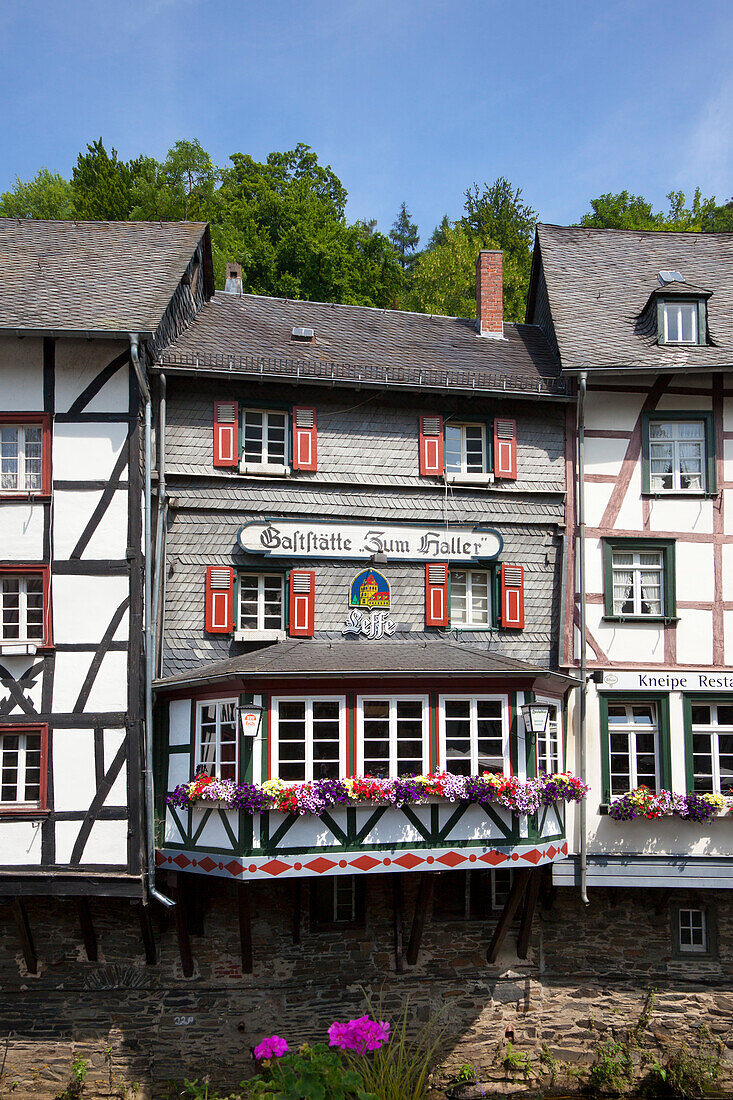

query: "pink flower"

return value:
[328, 1016, 390, 1053]
[253, 1035, 289, 1060]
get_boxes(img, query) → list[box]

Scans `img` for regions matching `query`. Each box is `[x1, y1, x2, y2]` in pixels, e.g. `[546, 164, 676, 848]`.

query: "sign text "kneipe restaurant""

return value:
[237, 521, 503, 562]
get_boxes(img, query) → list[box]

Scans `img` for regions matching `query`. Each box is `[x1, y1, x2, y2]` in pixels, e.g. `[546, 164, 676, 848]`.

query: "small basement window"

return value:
[678, 907, 707, 952]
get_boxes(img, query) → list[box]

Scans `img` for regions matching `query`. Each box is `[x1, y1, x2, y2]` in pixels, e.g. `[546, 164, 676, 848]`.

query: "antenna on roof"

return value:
[658, 270, 683, 285]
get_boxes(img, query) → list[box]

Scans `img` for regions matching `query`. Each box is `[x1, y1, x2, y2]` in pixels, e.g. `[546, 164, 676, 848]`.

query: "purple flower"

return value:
[253, 1035, 289, 1060]
[328, 1016, 390, 1054]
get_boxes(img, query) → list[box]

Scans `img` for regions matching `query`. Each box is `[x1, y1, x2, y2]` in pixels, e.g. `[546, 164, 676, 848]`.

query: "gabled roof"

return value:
[530, 224, 733, 372]
[156, 291, 568, 398]
[154, 640, 576, 690]
[0, 219, 212, 336]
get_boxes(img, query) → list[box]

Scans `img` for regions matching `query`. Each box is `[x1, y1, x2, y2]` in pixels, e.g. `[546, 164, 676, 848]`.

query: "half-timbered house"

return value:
[0, 218, 212, 967]
[528, 225, 733, 956]
[151, 251, 579, 972]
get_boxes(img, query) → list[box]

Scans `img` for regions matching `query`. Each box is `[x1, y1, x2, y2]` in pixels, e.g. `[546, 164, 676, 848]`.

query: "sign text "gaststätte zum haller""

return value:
[237, 520, 502, 562]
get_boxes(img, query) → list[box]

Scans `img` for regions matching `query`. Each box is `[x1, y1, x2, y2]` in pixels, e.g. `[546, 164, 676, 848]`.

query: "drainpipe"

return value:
[152, 372, 167, 678]
[130, 334, 175, 910]
[577, 371, 589, 905]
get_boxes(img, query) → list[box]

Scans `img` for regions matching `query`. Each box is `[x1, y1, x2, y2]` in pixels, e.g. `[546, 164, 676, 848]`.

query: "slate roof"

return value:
[0, 219, 211, 335]
[532, 224, 733, 371]
[157, 291, 567, 397]
[155, 640, 575, 689]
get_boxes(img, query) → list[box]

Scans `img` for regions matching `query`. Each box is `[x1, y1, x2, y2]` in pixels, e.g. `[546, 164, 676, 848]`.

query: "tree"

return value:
[389, 202, 420, 270]
[71, 138, 138, 220]
[579, 189, 718, 232]
[0, 168, 76, 219]
[408, 223, 519, 319]
[701, 200, 733, 233]
[130, 140, 218, 221]
[427, 214, 452, 250]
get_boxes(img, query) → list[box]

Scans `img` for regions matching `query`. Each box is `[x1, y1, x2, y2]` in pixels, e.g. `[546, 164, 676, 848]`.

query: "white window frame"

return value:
[0, 730, 42, 805]
[606, 701, 660, 796]
[662, 300, 699, 345]
[356, 695, 429, 778]
[271, 695, 346, 782]
[444, 421, 491, 484]
[239, 407, 290, 476]
[194, 697, 239, 781]
[449, 568, 493, 629]
[235, 572, 285, 641]
[689, 702, 733, 796]
[534, 695, 563, 775]
[438, 694, 509, 774]
[1, 575, 46, 647]
[0, 423, 44, 493]
[678, 907, 707, 953]
[611, 549, 665, 617]
[649, 419, 706, 493]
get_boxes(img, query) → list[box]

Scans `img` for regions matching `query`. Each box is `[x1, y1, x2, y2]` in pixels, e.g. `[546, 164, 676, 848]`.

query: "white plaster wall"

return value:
[584, 436, 627, 475]
[55, 819, 127, 865]
[723, 439, 733, 484]
[53, 489, 128, 559]
[724, 490, 733, 535]
[676, 609, 713, 666]
[52, 574, 129, 645]
[724, 396, 733, 433]
[676, 541, 714, 602]
[104, 728, 128, 805]
[51, 649, 128, 712]
[590, 607, 666, 663]
[0, 821, 42, 864]
[1, 502, 45, 560]
[724, 610, 733, 666]
[584, 538, 605, 595]
[655, 393, 713, 412]
[585, 392, 643, 431]
[724, 545, 733, 601]
[649, 496, 713, 534]
[584, 481, 615, 529]
[54, 730, 96, 811]
[54, 340, 129, 414]
[614, 463, 644, 529]
[169, 699, 192, 745]
[53, 422, 128, 481]
[0, 336, 44, 408]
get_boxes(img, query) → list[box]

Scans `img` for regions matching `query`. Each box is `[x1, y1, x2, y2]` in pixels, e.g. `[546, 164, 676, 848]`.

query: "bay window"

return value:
[272, 696, 345, 782]
[195, 698, 238, 781]
[439, 695, 507, 775]
[356, 696, 428, 778]
[535, 698, 562, 775]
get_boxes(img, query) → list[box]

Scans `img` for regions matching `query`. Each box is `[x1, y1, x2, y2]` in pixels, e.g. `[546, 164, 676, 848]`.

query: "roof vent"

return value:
[658, 271, 684, 285]
[291, 326, 315, 342]
[224, 261, 243, 296]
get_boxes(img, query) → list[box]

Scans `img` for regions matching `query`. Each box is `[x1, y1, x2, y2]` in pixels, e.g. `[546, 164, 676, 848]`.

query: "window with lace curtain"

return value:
[603, 539, 676, 622]
[642, 412, 715, 496]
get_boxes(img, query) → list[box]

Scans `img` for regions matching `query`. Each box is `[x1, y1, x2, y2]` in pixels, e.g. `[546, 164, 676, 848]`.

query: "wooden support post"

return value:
[516, 868, 542, 960]
[238, 882, 253, 974]
[392, 875, 404, 973]
[171, 876, 194, 978]
[12, 898, 37, 975]
[486, 868, 530, 964]
[180, 874, 204, 936]
[75, 898, 98, 962]
[138, 903, 157, 966]
[406, 873, 434, 966]
[291, 880, 301, 945]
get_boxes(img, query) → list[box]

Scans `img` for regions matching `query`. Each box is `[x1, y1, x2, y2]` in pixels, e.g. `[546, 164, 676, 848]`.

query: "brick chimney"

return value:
[475, 250, 503, 337]
[224, 261, 243, 296]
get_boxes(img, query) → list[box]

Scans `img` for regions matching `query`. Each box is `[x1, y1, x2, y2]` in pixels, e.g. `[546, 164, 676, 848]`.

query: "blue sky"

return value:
[1, 0, 732, 238]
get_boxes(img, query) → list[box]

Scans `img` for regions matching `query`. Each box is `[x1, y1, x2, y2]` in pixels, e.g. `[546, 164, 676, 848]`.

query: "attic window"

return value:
[291, 327, 315, 343]
[659, 300, 702, 345]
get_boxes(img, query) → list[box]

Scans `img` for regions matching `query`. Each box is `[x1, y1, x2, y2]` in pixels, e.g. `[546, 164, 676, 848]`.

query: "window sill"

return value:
[446, 473, 493, 486]
[0, 642, 40, 656]
[602, 616, 679, 625]
[0, 806, 49, 819]
[0, 493, 51, 504]
[234, 629, 286, 642]
[642, 491, 714, 500]
[449, 625, 497, 632]
[239, 462, 291, 477]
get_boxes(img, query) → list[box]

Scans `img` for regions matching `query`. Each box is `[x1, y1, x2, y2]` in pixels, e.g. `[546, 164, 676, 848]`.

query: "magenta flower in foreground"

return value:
[328, 1015, 390, 1053]
[253, 1035, 289, 1060]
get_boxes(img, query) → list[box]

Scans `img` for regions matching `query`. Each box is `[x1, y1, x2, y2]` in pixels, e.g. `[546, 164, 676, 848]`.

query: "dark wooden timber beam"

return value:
[171, 875, 194, 978]
[406, 873, 434, 966]
[516, 868, 542, 960]
[12, 898, 37, 975]
[486, 868, 530, 964]
[75, 898, 98, 962]
[291, 880, 301, 945]
[238, 882, 253, 974]
[138, 903, 157, 965]
[392, 875, 404, 973]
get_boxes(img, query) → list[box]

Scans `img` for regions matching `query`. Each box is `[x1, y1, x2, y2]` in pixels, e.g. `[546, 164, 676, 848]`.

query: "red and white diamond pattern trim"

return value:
[157, 842, 569, 881]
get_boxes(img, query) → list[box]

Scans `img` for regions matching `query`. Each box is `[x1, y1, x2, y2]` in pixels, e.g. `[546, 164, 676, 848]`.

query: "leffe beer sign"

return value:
[237, 520, 502, 561]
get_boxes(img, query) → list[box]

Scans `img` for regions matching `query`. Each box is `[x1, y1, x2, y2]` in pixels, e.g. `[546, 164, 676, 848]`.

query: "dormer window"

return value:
[661, 300, 698, 344]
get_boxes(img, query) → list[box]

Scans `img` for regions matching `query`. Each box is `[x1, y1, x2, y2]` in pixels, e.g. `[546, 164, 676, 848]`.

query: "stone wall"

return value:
[0, 877, 731, 1096]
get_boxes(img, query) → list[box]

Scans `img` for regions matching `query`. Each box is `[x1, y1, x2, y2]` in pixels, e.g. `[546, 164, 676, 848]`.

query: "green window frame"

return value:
[641, 411, 716, 497]
[602, 538, 676, 623]
[599, 693, 672, 804]
[656, 297, 707, 347]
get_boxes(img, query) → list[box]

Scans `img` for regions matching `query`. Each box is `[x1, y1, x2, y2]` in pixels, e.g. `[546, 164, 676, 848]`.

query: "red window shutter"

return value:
[289, 570, 315, 637]
[292, 407, 317, 471]
[501, 564, 524, 629]
[425, 562, 449, 627]
[493, 418, 517, 479]
[419, 415, 444, 476]
[205, 566, 234, 633]
[213, 401, 239, 468]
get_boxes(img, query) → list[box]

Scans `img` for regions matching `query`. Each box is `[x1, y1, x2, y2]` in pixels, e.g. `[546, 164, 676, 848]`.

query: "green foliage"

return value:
[72, 139, 141, 221]
[501, 1041, 533, 1080]
[586, 1038, 634, 1096]
[0, 168, 76, 219]
[580, 188, 720, 233]
[131, 140, 218, 222]
[640, 1030, 721, 1099]
[243, 1044, 375, 1100]
[389, 202, 420, 271]
[55, 1056, 88, 1100]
